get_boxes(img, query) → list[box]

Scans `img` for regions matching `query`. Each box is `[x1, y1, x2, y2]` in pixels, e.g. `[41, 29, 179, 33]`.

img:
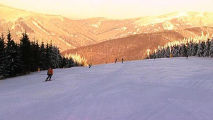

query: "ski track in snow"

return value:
[0, 57, 213, 120]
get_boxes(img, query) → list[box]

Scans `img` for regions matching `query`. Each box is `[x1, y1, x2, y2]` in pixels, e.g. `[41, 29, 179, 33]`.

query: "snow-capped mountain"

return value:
[1, 4, 213, 52]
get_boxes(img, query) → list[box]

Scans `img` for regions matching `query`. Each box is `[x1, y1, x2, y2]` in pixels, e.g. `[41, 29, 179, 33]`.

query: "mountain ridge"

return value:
[1, 4, 213, 53]
[62, 27, 213, 64]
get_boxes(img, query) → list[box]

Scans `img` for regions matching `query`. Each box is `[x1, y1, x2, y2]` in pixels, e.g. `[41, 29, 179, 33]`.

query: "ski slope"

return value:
[1, 57, 213, 120]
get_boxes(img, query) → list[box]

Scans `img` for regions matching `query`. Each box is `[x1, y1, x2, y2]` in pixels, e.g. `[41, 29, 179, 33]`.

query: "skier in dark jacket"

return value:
[89, 63, 92, 68]
[115, 58, 118, 63]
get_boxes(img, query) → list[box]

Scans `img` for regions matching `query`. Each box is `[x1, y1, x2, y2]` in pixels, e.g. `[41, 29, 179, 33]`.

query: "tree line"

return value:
[0, 32, 80, 79]
[147, 38, 213, 59]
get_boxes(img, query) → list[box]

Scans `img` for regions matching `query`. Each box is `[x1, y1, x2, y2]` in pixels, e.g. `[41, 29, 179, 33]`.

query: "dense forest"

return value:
[147, 38, 213, 59]
[0, 32, 81, 79]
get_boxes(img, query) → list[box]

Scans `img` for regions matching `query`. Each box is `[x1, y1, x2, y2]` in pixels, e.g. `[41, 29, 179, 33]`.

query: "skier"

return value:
[45, 67, 53, 81]
[122, 58, 124, 63]
[115, 58, 118, 63]
[89, 63, 92, 68]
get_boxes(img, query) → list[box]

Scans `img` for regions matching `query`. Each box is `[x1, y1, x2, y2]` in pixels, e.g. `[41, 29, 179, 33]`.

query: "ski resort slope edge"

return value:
[0, 57, 213, 120]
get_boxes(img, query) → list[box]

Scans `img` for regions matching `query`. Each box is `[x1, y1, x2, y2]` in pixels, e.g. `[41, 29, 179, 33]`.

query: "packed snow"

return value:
[1, 57, 213, 120]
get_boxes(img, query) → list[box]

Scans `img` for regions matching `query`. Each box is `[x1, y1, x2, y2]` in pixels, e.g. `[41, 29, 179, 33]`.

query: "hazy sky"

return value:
[1, 0, 213, 19]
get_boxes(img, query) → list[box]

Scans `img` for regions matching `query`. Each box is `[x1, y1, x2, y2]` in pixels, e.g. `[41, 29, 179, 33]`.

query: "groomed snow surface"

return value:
[1, 57, 213, 120]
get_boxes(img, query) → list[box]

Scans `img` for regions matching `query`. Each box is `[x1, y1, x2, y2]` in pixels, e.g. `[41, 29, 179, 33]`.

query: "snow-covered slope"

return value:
[1, 58, 213, 120]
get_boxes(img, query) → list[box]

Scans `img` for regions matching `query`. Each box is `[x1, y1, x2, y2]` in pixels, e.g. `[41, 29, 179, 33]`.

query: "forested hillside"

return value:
[0, 32, 81, 79]
[147, 35, 213, 59]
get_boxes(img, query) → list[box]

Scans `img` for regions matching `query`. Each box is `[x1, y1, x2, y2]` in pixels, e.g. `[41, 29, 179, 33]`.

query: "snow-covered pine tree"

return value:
[187, 41, 194, 56]
[197, 41, 205, 57]
[177, 45, 182, 57]
[165, 47, 170, 58]
[171, 45, 179, 57]
[201, 41, 206, 56]
[186, 42, 190, 57]
[178, 45, 183, 57]
[157, 48, 163, 58]
[153, 50, 157, 59]
[181, 44, 188, 57]
[204, 39, 211, 57]
[148, 36, 213, 59]
[155, 49, 161, 58]
[210, 39, 213, 57]
[192, 43, 198, 56]
[149, 50, 156, 59]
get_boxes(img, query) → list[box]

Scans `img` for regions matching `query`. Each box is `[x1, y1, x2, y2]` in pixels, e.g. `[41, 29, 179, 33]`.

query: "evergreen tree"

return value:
[210, 39, 213, 57]
[35, 41, 41, 70]
[197, 41, 205, 57]
[13, 43, 24, 75]
[165, 47, 170, 58]
[156, 49, 162, 58]
[20, 33, 32, 73]
[4, 32, 22, 77]
[0, 31, 81, 79]
[39, 42, 47, 70]
[48, 43, 59, 68]
[45, 44, 51, 68]
[0, 34, 5, 77]
[192, 43, 198, 56]
[177, 45, 182, 57]
[149, 38, 213, 59]
[58, 54, 63, 68]
[51, 46, 61, 68]
[61, 57, 67, 68]
[66, 58, 75, 67]
[171, 45, 179, 57]
[188, 41, 194, 56]
[204, 39, 211, 57]
[31, 41, 40, 71]
[181, 44, 188, 57]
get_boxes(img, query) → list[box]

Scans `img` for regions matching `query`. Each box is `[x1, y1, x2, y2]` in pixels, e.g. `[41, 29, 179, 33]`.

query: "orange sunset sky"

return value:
[0, 0, 213, 19]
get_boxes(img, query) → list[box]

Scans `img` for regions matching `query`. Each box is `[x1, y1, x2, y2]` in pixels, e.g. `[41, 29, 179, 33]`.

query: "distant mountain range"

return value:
[62, 27, 213, 64]
[1, 4, 213, 64]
